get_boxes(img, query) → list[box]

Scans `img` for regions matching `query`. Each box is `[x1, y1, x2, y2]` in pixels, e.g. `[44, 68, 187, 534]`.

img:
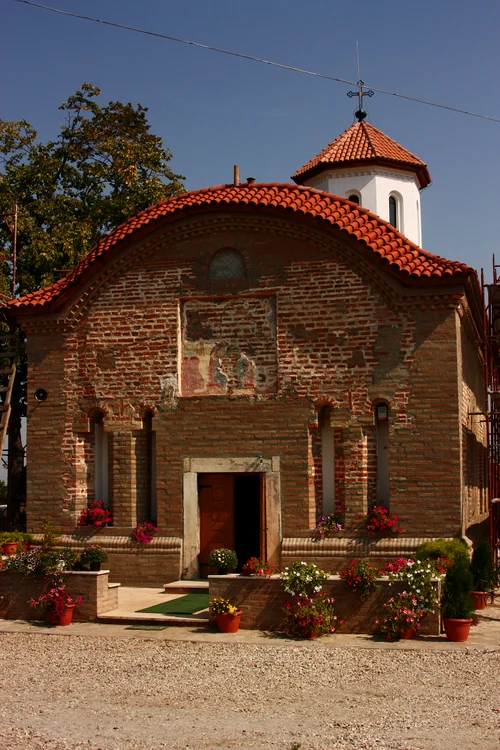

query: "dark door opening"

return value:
[234, 474, 261, 569]
[198, 473, 262, 577]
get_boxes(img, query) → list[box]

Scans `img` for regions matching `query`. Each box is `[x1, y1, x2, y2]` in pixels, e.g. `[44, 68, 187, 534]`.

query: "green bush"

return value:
[208, 548, 238, 572]
[415, 538, 469, 564]
[470, 540, 495, 592]
[441, 555, 475, 620]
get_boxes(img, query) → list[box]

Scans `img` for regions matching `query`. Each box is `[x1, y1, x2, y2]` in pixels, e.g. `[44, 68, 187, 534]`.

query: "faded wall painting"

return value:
[181, 296, 277, 396]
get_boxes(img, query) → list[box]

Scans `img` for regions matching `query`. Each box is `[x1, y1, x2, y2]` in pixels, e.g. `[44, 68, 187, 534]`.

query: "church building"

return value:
[7, 115, 488, 586]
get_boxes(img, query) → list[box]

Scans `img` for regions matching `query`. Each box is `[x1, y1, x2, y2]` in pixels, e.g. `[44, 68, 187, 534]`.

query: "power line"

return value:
[10, 0, 500, 124]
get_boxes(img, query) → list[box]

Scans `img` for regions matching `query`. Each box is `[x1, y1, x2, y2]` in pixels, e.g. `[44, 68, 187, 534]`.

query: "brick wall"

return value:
[18, 210, 479, 575]
[209, 574, 441, 635]
[0, 570, 118, 622]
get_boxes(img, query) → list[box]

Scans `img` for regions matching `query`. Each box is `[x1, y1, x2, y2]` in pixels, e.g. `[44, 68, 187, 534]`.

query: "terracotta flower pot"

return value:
[215, 610, 242, 633]
[2, 542, 18, 556]
[398, 627, 416, 640]
[58, 604, 75, 627]
[470, 591, 488, 610]
[442, 617, 472, 642]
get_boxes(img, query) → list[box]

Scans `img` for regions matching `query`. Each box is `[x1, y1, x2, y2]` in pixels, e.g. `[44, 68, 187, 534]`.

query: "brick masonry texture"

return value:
[0, 570, 118, 622]
[210, 575, 441, 635]
[13, 205, 487, 585]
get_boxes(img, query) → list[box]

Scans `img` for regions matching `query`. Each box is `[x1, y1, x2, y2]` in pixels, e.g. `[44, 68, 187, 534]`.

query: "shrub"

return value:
[41, 517, 62, 549]
[281, 593, 341, 639]
[208, 548, 238, 572]
[470, 540, 495, 592]
[280, 561, 328, 596]
[340, 559, 378, 601]
[415, 538, 469, 565]
[441, 555, 475, 620]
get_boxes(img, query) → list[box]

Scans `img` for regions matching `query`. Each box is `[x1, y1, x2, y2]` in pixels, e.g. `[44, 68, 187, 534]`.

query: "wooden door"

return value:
[199, 474, 234, 577]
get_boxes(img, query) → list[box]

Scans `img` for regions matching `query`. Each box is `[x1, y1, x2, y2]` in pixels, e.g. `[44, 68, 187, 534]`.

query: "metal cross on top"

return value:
[346, 43, 374, 121]
[347, 80, 374, 121]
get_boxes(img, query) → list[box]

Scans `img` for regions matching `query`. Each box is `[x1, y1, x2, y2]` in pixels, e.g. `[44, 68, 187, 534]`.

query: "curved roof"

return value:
[292, 121, 431, 189]
[10, 182, 471, 312]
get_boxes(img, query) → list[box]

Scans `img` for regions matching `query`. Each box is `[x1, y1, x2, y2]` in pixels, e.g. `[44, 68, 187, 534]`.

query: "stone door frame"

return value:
[182, 456, 281, 579]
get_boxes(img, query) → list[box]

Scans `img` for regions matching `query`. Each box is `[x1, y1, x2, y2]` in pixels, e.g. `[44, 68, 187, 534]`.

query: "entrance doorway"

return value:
[198, 473, 263, 577]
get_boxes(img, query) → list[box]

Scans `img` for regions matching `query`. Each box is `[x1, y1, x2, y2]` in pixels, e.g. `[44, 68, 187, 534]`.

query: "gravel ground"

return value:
[1, 632, 499, 750]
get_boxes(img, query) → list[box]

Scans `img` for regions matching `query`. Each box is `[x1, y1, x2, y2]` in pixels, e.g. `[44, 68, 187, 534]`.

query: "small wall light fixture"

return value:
[34, 388, 48, 402]
[376, 403, 389, 422]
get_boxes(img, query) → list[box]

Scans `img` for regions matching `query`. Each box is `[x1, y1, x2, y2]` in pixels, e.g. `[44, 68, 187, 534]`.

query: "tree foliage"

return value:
[0, 83, 185, 295]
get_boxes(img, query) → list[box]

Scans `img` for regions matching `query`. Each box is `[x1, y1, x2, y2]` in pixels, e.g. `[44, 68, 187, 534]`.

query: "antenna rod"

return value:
[12, 202, 17, 299]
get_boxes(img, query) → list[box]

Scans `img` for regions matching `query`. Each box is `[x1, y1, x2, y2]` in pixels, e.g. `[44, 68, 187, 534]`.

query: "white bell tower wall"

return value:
[304, 166, 423, 247]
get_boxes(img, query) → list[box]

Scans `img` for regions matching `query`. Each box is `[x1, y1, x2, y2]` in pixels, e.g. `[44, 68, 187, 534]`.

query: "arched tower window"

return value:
[347, 192, 360, 205]
[375, 402, 390, 507]
[208, 248, 246, 280]
[388, 193, 404, 231]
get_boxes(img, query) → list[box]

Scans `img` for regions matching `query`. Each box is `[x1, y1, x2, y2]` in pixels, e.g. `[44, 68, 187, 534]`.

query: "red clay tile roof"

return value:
[9, 182, 471, 312]
[292, 121, 431, 188]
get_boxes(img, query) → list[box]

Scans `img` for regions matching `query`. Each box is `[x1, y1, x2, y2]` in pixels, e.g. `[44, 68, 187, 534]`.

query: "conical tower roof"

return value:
[292, 121, 431, 189]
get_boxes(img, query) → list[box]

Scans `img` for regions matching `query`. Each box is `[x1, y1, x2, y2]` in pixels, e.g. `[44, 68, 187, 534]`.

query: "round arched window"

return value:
[208, 248, 246, 280]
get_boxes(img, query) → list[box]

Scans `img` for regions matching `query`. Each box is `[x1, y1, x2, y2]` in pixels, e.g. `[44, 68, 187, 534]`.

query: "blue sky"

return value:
[2, 0, 500, 278]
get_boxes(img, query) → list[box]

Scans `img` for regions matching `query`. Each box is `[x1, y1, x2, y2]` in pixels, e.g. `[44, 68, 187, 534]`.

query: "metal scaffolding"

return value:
[482, 257, 500, 561]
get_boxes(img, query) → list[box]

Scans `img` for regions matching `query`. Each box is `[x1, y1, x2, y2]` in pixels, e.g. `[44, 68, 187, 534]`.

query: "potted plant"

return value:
[339, 559, 379, 601]
[208, 548, 238, 574]
[376, 592, 425, 640]
[131, 521, 158, 544]
[79, 545, 108, 571]
[280, 561, 328, 596]
[240, 557, 278, 577]
[281, 592, 340, 639]
[470, 540, 495, 609]
[0, 530, 25, 556]
[209, 597, 242, 633]
[77, 500, 112, 528]
[361, 504, 401, 536]
[441, 555, 475, 642]
[313, 513, 343, 539]
[30, 584, 81, 626]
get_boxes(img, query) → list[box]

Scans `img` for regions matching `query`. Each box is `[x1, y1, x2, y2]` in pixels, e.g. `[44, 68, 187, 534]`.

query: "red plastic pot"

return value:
[398, 627, 416, 640]
[442, 618, 472, 642]
[2, 542, 18, 556]
[470, 591, 488, 610]
[58, 604, 75, 627]
[215, 610, 242, 633]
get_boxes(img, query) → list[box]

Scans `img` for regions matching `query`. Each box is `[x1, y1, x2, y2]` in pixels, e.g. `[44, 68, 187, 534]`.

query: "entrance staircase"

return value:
[96, 580, 210, 627]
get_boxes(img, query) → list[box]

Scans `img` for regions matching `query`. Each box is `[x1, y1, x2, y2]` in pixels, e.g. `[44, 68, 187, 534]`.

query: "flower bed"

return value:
[209, 574, 441, 635]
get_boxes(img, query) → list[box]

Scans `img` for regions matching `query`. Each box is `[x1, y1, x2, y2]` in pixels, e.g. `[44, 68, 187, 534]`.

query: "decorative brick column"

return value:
[110, 430, 137, 527]
[339, 425, 368, 525]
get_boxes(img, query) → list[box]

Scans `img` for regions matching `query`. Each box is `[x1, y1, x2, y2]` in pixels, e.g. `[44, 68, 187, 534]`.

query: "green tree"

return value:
[0, 82, 185, 295]
[0, 84, 185, 528]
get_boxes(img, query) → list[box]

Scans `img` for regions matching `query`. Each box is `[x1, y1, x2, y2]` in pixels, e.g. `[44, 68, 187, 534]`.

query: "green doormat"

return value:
[125, 624, 170, 631]
[136, 593, 209, 615]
